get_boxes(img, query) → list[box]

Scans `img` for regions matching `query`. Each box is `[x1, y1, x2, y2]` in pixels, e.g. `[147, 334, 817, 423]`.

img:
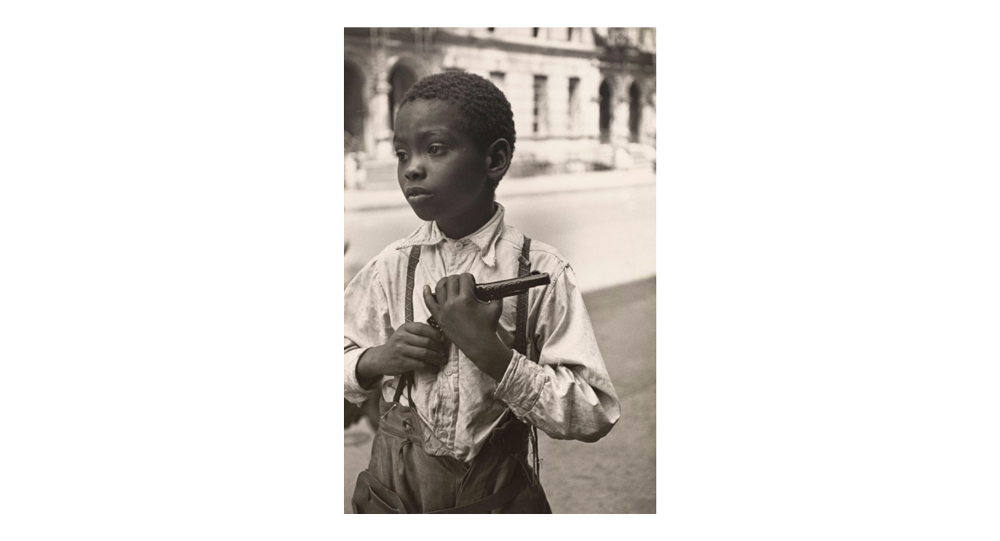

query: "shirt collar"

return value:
[397, 203, 506, 267]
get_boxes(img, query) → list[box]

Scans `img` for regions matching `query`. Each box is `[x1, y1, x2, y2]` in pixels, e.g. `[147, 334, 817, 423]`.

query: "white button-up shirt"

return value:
[344, 204, 620, 462]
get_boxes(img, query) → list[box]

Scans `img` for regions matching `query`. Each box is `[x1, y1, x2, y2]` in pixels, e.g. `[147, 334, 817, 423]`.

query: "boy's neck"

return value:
[436, 200, 498, 241]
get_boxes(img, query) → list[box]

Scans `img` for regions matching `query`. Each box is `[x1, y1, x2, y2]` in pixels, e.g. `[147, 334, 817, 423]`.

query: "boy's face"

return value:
[393, 99, 492, 224]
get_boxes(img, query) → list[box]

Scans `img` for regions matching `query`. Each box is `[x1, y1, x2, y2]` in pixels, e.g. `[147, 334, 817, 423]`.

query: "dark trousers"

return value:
[352, 398, 551, 514]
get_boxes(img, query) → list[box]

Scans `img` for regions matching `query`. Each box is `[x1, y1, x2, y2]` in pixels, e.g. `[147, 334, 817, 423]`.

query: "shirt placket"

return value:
[439, 239, 470, 450]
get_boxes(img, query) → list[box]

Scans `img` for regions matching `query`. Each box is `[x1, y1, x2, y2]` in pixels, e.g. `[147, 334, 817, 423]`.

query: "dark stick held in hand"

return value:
[472, 271, 551, 301]
[427, 271, 551, 330]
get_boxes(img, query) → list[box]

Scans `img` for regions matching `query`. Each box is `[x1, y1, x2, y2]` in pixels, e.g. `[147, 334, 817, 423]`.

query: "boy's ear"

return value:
[485, 138, 511, 183]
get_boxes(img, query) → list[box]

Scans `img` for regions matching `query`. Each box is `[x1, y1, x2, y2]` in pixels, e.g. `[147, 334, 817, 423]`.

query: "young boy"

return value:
[344, 71, 620, 514]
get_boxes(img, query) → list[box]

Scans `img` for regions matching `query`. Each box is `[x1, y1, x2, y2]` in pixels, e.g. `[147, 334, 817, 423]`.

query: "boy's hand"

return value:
[423, 273, 513, 382]
[356, 323, 448, 388]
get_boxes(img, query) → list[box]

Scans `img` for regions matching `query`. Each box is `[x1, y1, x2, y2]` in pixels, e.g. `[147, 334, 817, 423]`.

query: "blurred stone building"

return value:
[344, 27, 656, 188]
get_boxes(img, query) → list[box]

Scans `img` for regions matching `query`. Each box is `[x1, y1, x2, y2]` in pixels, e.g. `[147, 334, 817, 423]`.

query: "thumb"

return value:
[485, 298, 504, 322]
[422, 285, 440, 318]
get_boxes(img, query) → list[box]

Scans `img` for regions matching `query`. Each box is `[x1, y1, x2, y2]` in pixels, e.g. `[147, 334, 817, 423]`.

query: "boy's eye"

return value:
[427, 145, 445, 155]
[395, 151, 408, 161]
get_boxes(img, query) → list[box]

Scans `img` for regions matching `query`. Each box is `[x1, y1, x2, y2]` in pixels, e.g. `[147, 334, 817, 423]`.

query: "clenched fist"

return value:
[355, 322, 449, 389]
[423, 273, 513, 382]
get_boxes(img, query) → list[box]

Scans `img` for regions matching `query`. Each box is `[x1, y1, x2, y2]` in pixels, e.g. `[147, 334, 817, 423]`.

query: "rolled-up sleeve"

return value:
[344, 260, 391, 404]
[493, 263, 621, 442]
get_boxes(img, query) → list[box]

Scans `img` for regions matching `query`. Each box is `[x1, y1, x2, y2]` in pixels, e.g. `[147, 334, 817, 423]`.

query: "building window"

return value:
[568, 77, 580, 134]
[532, 27, 540, 38]
[488, 27, 495, 32]
[567, 28, 574, 41]
[489, 71, 505, 93]
[533, 75, 548, 135]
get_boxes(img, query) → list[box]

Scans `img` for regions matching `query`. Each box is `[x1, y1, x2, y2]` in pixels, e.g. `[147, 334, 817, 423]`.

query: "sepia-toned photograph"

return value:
[343, 27, 656, 513]
[9, 4, 1000, 535]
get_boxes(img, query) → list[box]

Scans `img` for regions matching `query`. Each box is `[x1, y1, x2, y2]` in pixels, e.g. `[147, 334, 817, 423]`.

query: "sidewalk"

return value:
[344, 167, 656, 212]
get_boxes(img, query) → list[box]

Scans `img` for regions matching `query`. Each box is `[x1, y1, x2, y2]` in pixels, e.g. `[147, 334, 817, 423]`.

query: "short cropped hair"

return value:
[399, 71, 517, 171]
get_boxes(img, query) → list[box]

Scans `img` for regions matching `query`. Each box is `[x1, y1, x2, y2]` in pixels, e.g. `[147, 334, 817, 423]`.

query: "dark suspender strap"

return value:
[513, 237, 531, 356]
[391, 237, 541, 513]
[511, 236, 542, 485]
[405, 245, 421, 322]
[392, 374, 406, 404]
[393, 245, 422, 405]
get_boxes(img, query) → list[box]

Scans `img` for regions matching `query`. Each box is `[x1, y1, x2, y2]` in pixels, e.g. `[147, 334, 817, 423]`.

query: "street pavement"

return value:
[343, 169, 656, 513]
[536, 276, 656, 513]
[345, 171, 656, 292]
[344, 168, 656, 212]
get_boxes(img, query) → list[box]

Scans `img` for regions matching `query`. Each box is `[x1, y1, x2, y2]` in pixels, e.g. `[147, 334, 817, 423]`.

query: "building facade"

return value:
[345, 27, 656, 186]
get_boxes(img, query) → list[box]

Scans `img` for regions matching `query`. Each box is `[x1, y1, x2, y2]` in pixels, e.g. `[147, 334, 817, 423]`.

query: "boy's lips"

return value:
[404, 187, 433, 201]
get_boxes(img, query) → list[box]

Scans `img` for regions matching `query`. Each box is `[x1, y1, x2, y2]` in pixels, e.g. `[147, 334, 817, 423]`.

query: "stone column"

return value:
[367, 32, 395, 161]
[369, 78, 394, 159]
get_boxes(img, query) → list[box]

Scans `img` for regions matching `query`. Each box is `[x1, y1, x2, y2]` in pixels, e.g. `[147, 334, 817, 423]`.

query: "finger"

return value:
[447, 275, 461, 299]
[397, 322, 438, 341]
[435, 276, 450, 303]
[403, 321, 446, 345]
[402, 331, 443, 350]
[422, 287, 442, 323]
[402, 345, 447, 367]
[404, 342, 448, 360]
[419, 348, 449, 366]
[459, 273, 477, 300]
[400, 321, 430, 336]
[398, 358, 436, 373]
[398, 321, 436, 343]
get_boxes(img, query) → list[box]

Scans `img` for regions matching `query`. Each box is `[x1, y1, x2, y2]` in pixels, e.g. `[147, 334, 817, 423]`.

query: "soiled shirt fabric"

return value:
[344, 204, 620, 463]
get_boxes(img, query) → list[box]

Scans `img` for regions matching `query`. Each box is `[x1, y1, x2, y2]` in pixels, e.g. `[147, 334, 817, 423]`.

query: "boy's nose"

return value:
[404, 161, 426, 181]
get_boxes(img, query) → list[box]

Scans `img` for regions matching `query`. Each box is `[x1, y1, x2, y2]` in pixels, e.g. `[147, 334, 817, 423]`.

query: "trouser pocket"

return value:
[352, 470, 408, 514]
